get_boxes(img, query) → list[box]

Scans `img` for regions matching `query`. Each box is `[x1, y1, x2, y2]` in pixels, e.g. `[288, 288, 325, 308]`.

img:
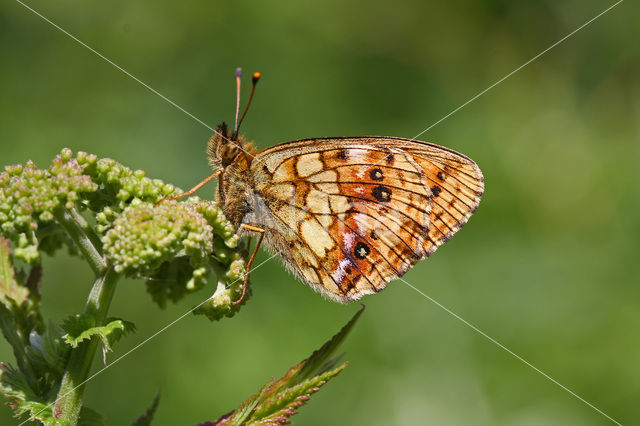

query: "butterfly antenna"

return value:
[234, 67, 243, 135]
[236, 72, 261, 137]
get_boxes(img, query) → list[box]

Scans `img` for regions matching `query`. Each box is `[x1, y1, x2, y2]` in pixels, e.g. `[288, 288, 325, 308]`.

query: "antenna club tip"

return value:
[252, 72, 261, 82]
[235, 67, 243, 78]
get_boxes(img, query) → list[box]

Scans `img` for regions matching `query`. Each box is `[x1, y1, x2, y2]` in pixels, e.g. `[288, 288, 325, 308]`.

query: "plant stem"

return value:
[53, 267, 120, 425]
[52, 206, 118, 424]
[68, 206, 104, 253]
[53, 207, 107, 276]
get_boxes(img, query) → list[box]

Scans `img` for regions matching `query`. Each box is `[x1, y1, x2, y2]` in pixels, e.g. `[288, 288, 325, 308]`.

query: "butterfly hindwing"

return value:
[249, 137, 483, 302]
[369, 139, 484, 255]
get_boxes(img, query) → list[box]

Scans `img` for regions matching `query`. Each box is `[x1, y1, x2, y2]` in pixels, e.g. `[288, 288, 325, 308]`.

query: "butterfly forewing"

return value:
[247, 137, 483, 302]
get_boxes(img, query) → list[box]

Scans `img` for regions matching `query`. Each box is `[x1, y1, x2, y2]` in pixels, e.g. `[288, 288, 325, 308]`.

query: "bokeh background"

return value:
[1, 0, 639, 424]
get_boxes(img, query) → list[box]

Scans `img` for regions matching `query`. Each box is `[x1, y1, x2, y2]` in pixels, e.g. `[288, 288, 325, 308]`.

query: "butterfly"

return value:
[160, 69, 484, 304]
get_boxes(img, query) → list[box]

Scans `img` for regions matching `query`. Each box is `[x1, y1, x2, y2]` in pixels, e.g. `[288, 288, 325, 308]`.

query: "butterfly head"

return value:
[207, 122, 257, 169]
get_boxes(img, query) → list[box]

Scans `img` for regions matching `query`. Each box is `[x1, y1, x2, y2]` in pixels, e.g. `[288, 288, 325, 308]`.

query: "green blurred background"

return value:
[1, 0, 639, 424]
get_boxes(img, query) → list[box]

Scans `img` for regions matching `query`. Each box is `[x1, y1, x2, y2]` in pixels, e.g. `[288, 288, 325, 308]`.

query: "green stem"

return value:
[68, 206, 103, 254]
[53, 267, 120, 425]
[51, 205, 119, 424]
[53, 207, 107, 276]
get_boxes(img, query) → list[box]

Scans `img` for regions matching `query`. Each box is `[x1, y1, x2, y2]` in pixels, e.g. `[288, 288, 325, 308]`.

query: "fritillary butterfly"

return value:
[163, 70, 484, 304]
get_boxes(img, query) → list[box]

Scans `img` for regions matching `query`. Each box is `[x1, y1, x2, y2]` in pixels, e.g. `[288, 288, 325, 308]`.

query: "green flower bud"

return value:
[0, 149, 99, 263]
[103, 200, 213, 275]
[1, 149, 250, 318]
[193, 278, 248, 321]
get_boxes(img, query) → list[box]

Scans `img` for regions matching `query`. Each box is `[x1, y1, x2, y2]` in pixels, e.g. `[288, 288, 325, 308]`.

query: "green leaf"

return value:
[0, 237, 28, 308]
[252, 363, 347, 425]
[225, 380, 273, 425]
[103, 317, 136, 347]
[144, 257, 208, 309]
[61, 314, 94, 347]
[0, 238, 53, 398]
[24, 322, 69, 382]
[0, 238, 31, 375]
[208, 306, 364, 425]
[78, 406, 106, 426]
[0, 321, 68, 414]
[287, 304, 363, 386]
[0, 362, 56, 425]
[62, 314, 135, 351]
[132, 393, 161, 426]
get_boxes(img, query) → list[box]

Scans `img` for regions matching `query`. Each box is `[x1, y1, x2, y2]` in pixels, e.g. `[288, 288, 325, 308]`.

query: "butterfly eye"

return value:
[220, 143, 241, 166]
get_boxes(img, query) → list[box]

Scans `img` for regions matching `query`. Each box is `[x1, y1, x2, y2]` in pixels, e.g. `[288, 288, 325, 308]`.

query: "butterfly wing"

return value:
[371, 138, 485, 255]
[248, 137, 483, 302]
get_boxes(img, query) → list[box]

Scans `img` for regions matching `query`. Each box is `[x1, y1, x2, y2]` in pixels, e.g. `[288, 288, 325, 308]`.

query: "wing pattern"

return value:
[248, 137, 483, 302]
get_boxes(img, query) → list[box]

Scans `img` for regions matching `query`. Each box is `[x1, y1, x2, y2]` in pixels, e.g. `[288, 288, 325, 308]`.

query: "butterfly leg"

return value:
[232, 224, 265, 305]
[154, 169, 222, 205]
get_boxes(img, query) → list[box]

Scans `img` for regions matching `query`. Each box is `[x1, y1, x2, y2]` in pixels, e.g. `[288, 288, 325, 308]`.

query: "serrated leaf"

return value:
[103, 317, 136, 348]
[220, 380, 273, 426]
[0, 319, 69, 423]
[208, 307, 364, 425]
[0, 362, 56, 425]
[24, 323, 69, 383]
[132, 393, 160, 426]
[251, 362, 348, 425]
[274, 304, 364, 392]
[62, 314, 135, 351]
[61, 314, 95, 348]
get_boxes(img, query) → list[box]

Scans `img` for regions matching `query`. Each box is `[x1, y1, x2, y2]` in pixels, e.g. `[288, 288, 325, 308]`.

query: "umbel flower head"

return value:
[0, 148, 248, 320]
[102, 198, 248, 318]
[102, 200, 214, 288]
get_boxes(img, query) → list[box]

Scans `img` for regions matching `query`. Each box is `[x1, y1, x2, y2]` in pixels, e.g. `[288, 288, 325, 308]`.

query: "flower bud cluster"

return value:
[0, 149, 98, 263]
[1, 149, 248, 319]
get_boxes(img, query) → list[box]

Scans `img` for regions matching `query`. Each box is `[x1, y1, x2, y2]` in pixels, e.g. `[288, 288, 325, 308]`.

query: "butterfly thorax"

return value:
[207, 123, 259, 229]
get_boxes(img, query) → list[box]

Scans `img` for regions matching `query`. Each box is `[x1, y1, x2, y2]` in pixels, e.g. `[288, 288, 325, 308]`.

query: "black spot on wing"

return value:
[354, 241, 371, 259]
[371, 185, 392, 202]
[385, 152, 394, 164]
[369, 168, 384, 181]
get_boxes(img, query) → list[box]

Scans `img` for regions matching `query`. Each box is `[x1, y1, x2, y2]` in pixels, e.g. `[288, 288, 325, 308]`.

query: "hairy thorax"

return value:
[208, 123, 270, 232]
